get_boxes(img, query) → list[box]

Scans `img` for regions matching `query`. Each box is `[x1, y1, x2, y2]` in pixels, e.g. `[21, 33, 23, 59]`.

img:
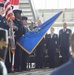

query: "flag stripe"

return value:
[6, 8, 11, 15]
[0, 0, 4, 3]
[5, 0, 10, 8]
[10, 0, 19, 5]
[4, 0, 15, 22]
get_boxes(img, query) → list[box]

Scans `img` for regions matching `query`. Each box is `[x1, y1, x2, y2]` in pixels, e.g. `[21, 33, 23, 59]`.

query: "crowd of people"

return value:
[0, 2, 74, 75]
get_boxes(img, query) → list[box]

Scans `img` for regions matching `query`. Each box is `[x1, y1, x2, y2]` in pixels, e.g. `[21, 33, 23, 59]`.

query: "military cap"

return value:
[22, 16, 28, 20]
[0, 3, 4, 7]
[13, 9, 22, 15]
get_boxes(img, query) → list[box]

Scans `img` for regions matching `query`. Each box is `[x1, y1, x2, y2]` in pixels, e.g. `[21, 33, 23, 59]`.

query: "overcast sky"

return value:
[33, 0, 74, 9]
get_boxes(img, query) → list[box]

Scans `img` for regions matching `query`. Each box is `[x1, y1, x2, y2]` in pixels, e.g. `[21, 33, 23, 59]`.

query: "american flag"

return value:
[10, 0, 19, 5]
[0, 0, 4, 3]
[4, 0, 15, 22]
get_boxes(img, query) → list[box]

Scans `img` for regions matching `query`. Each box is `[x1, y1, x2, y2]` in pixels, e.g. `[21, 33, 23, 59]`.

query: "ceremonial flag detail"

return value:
[10, 0, 19, 5]
[4, 0, 15, 22]
[0, 0, 4, 3]
[17, 11, 62, 54]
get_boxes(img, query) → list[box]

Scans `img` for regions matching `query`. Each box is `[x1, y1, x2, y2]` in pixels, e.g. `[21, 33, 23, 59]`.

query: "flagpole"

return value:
[9, 6, 15, 71]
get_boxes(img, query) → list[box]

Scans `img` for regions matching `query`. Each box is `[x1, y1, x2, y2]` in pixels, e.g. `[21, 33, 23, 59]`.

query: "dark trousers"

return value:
[5, 50, 12, 73]
[21, 50, 28, 70]
[35, 47, 44, 68]
[14, 45, 23, 70]
[60, 47, 70, 64]
[48, 49, 56, 68]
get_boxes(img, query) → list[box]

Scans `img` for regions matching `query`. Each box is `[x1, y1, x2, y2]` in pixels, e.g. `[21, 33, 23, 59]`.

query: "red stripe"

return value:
[6, 8, 11, 15]
[0, 0, 4, 3]
[4, 0, 13, 22]
[5, 1, 10, 8]
[10, 0, 19, 5]
[4, 0, 15, 22]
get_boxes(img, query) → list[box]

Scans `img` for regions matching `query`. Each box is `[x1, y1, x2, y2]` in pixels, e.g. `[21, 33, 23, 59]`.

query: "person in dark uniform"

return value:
[35, 20, 45, 68]
[35, 38, 45, 68]
[59, 23, 72, 64]
[0, 2, 9, 74]
[13, 9, 26, 72]
[0, 3, 9, 74]
[22, 16, 30, 32]
[0, 3, 9, 30]
[21, 16, 29, 71]
[50, 33, 74, 75]
[45, 27, 59, 68]
[5, 6, 18, 73]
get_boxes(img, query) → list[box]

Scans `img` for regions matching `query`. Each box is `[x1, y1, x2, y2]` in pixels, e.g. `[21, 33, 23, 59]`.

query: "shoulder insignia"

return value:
[66, 31, 70, 34]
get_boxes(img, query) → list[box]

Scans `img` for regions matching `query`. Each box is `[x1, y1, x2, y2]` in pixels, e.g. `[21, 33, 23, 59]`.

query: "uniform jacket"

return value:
[45, 33, 59, 49]
[51, 57, 74, 75]
[0, 15, 9, 30]
[59, 28, 71, 47]
[13, 18, 26, 41]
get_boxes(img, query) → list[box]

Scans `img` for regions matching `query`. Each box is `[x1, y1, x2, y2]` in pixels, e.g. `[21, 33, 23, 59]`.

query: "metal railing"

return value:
[29, 0, 38, 22]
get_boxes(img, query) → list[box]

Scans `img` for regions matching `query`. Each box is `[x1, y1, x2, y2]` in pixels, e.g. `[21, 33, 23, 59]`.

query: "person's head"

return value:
[63, 22, 67, 29]
[70, 33, 74, 55]
[37, 19, 41, 26]
[21, 16, 28, 26]
[0, 3, 4, 15]
[50, 27, 54, 33]
[13, 9, 22, 19]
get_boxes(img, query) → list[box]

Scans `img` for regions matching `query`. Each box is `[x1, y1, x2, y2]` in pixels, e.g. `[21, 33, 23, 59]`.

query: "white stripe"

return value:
[4, 0, 10, 6]
[5, 4, 12, 12]
[12, 5, 19, 10]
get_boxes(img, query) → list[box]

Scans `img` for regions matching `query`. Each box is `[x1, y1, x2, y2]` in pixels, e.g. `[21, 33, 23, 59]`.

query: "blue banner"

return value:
[17, 11, 62, 54]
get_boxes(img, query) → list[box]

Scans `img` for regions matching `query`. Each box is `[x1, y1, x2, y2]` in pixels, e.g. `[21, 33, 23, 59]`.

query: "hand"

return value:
[13, 26, 18, 29]
[44, 44, 46, 46]
[8, 36, 13, 39]
[56, 49, 59, 53]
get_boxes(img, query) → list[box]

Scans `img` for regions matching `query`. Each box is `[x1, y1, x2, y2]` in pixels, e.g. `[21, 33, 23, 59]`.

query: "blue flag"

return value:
[17, 11, 62, 54]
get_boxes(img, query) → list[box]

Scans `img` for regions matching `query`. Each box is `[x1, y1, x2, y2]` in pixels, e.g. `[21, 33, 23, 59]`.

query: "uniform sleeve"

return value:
[56, 34, 59, 49]
[45, 34, 49, 49]
[59, 30, 61, 47]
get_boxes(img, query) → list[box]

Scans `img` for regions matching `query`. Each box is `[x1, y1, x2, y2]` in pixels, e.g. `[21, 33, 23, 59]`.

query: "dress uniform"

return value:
[50, 34, 74, 75]
[46, 33, 59, 68]
[21, 16, 29, 71]
[35, 38, 45, 68]
[0, 3, 10, 75]
[59, 28, 71, 64]
[0, 16, 9, 30]
[35, 20, 45, 68]
[13, 9, 26, 71]
[0, 5, 9, 30]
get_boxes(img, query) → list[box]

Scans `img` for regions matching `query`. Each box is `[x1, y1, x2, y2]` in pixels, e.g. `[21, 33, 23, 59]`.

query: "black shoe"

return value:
[8, 70, 12, 73]
[14, 69, 19, 72]
[35, 66, 40, 69]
